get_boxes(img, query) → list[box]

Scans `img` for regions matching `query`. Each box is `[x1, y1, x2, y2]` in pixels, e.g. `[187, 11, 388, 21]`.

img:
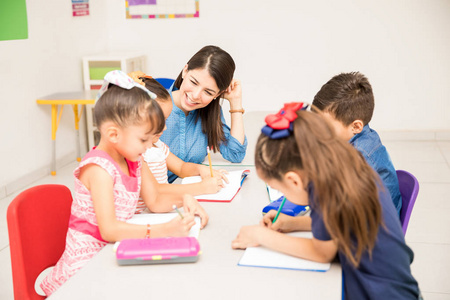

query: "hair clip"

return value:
[128, 71, 148, 86]
[261, 102, 309, 139]
[96, 70, 156, 101]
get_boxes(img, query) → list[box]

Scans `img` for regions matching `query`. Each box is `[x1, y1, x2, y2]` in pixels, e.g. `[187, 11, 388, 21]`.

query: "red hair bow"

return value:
[264, 102, 305, 129]
[261, 102, 308, 139]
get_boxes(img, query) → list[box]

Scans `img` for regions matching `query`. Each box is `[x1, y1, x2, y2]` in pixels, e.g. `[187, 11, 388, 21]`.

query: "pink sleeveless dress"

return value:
[40, 149, 141, 296]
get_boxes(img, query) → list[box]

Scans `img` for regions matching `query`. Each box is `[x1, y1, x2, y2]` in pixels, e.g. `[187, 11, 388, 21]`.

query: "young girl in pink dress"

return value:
[41, 71, 209, 296]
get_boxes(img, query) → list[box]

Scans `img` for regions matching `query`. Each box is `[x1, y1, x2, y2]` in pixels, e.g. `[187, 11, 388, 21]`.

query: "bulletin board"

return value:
[0, 0, 28, 41]
[126, 0, 199, 19]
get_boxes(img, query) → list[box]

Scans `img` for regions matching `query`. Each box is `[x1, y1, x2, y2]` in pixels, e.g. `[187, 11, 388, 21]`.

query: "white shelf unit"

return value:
[82, 53, 147, 149]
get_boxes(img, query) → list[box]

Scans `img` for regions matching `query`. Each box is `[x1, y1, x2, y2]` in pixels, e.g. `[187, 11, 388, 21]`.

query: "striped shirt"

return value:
[135, 140, 170, 214]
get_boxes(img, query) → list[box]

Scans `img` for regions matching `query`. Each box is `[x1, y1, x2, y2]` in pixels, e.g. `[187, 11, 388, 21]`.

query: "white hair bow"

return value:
[96, 70, 156, 101]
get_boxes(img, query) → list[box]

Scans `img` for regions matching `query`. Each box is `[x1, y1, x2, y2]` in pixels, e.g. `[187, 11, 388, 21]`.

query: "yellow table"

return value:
[37, 90, 97, 175]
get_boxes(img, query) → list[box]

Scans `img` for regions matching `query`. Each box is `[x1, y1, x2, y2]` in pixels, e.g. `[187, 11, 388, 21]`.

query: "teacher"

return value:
[160, 45, 247, 183]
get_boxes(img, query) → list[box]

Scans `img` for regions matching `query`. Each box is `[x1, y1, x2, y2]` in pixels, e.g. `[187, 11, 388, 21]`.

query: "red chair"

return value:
[7, 184, 73, 299]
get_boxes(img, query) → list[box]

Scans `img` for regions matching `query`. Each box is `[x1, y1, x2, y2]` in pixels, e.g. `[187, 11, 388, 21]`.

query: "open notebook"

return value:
[113, 212, 201, 251]
[238, 231, 330, 272]
[125, 213, 201, 238]
[181, 169, 250, 202]
[266, 184, 284, 202]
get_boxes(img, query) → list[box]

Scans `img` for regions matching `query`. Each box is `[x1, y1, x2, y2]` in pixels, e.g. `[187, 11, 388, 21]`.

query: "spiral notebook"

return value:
[181, 169, 250, 202]
[238, 231, 330, 272]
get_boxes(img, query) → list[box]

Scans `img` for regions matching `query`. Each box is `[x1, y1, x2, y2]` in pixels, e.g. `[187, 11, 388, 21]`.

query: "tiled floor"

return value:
[1, 118, 450, 299]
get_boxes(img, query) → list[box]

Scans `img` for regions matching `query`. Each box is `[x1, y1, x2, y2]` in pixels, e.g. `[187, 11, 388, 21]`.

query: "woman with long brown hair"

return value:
[160, 45, 247, 182]
[232, 102, 419, 299]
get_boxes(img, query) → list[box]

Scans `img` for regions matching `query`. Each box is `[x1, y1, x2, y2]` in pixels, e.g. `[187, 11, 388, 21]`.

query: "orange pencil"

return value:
[207, 146, 213, 177]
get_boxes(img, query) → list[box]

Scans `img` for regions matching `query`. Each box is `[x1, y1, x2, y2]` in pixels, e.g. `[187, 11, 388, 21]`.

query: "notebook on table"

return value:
[125, 213, 201, 238]
[181, 169, 250, 202]
[238, 231, 330, 272]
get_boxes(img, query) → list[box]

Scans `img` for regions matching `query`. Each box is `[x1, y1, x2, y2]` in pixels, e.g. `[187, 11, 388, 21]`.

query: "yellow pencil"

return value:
[207, 146, 213, 177]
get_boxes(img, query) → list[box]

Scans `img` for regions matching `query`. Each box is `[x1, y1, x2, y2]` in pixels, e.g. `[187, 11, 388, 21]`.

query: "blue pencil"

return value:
[272, 196, 287, 223]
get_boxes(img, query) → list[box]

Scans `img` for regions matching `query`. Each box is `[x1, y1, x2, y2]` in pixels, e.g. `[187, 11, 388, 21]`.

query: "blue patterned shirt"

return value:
[350, 125, 402, 215]
[160, 85, 248, 183]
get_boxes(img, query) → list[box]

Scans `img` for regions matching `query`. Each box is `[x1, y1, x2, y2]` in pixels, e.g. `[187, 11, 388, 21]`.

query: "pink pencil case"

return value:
[116, 237, 201, 266]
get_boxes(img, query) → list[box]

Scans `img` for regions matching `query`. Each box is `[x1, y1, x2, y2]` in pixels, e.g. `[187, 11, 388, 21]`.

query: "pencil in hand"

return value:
[272, 196, 287, 224]
[207, 146, 213, 177]
[172, 204, 184, 219]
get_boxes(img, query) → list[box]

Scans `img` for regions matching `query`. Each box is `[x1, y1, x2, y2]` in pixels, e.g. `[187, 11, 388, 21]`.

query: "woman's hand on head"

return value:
[182, 194, 209, 228]
[222, 79, 242, 108]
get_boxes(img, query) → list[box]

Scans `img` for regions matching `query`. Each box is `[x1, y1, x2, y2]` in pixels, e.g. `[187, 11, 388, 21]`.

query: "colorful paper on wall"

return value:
[72, 0, 90, 17]
[128, 0, 157, 5]
[0, 0, 28, 41]
[126, 0, 199, 19]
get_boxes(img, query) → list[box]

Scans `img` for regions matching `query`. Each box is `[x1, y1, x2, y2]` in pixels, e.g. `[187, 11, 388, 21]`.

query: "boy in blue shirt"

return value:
[312, 72, 402, 215]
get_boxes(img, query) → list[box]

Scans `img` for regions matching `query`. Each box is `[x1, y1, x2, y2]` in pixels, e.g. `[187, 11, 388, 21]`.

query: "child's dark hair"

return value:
[255, 109, 382, 267]
[140, 77, 171, 103]
[313, 72, 374, 126]
[174, 45, 236, 152]
[94, 84, 164, 133]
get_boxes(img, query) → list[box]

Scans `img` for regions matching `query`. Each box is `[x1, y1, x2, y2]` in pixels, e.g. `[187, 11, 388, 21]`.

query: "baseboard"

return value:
[0, 151, 77, 200]
[378, 130, 450, 141]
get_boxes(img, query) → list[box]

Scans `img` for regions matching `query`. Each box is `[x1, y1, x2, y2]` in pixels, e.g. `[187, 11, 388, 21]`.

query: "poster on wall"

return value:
[0, 0, 28, 41]
[126, 0, 199, 19]
[72, 0, 90, 17]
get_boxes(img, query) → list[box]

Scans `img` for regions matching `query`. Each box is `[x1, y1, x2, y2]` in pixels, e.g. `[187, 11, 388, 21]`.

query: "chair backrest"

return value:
[154, 77, 175, 90]
[7, 184, 73, 300]
[396, 170, 420, 235]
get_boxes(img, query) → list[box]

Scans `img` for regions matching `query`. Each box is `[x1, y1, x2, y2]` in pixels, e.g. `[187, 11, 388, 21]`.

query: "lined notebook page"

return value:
[181, 169, 249, 202]
[238, 231, 330, 272]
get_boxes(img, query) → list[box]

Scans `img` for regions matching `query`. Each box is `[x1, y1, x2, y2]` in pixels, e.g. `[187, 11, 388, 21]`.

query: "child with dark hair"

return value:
[313, 72, 402, 214]
[41, 71, 208, 295]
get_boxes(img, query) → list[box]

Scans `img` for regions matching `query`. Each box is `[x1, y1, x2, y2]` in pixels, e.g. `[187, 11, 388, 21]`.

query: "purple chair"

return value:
[396, 170, 420, 235]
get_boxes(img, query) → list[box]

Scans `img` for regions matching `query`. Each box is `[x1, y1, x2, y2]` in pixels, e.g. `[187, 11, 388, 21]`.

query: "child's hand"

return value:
[231, 225, 264, 249]
[182, 194, 209, 229]
[261, 210, 296, 233]
[165, 213, 196, 237]
[201, 176, 225, 194]
[199, 166, 229, 184]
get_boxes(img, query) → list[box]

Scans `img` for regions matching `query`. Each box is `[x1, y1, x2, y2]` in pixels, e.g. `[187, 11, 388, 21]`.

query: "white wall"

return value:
[1, 0, 449, 196]
[0, 0, 109, 191]
[105, 0, 450, 132]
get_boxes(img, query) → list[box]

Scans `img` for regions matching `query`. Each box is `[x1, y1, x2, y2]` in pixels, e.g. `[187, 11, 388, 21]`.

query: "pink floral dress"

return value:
[41, 149, 141, 296]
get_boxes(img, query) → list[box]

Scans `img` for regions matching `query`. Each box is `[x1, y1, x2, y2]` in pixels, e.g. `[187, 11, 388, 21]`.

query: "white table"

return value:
[49, 166, 341, 299]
